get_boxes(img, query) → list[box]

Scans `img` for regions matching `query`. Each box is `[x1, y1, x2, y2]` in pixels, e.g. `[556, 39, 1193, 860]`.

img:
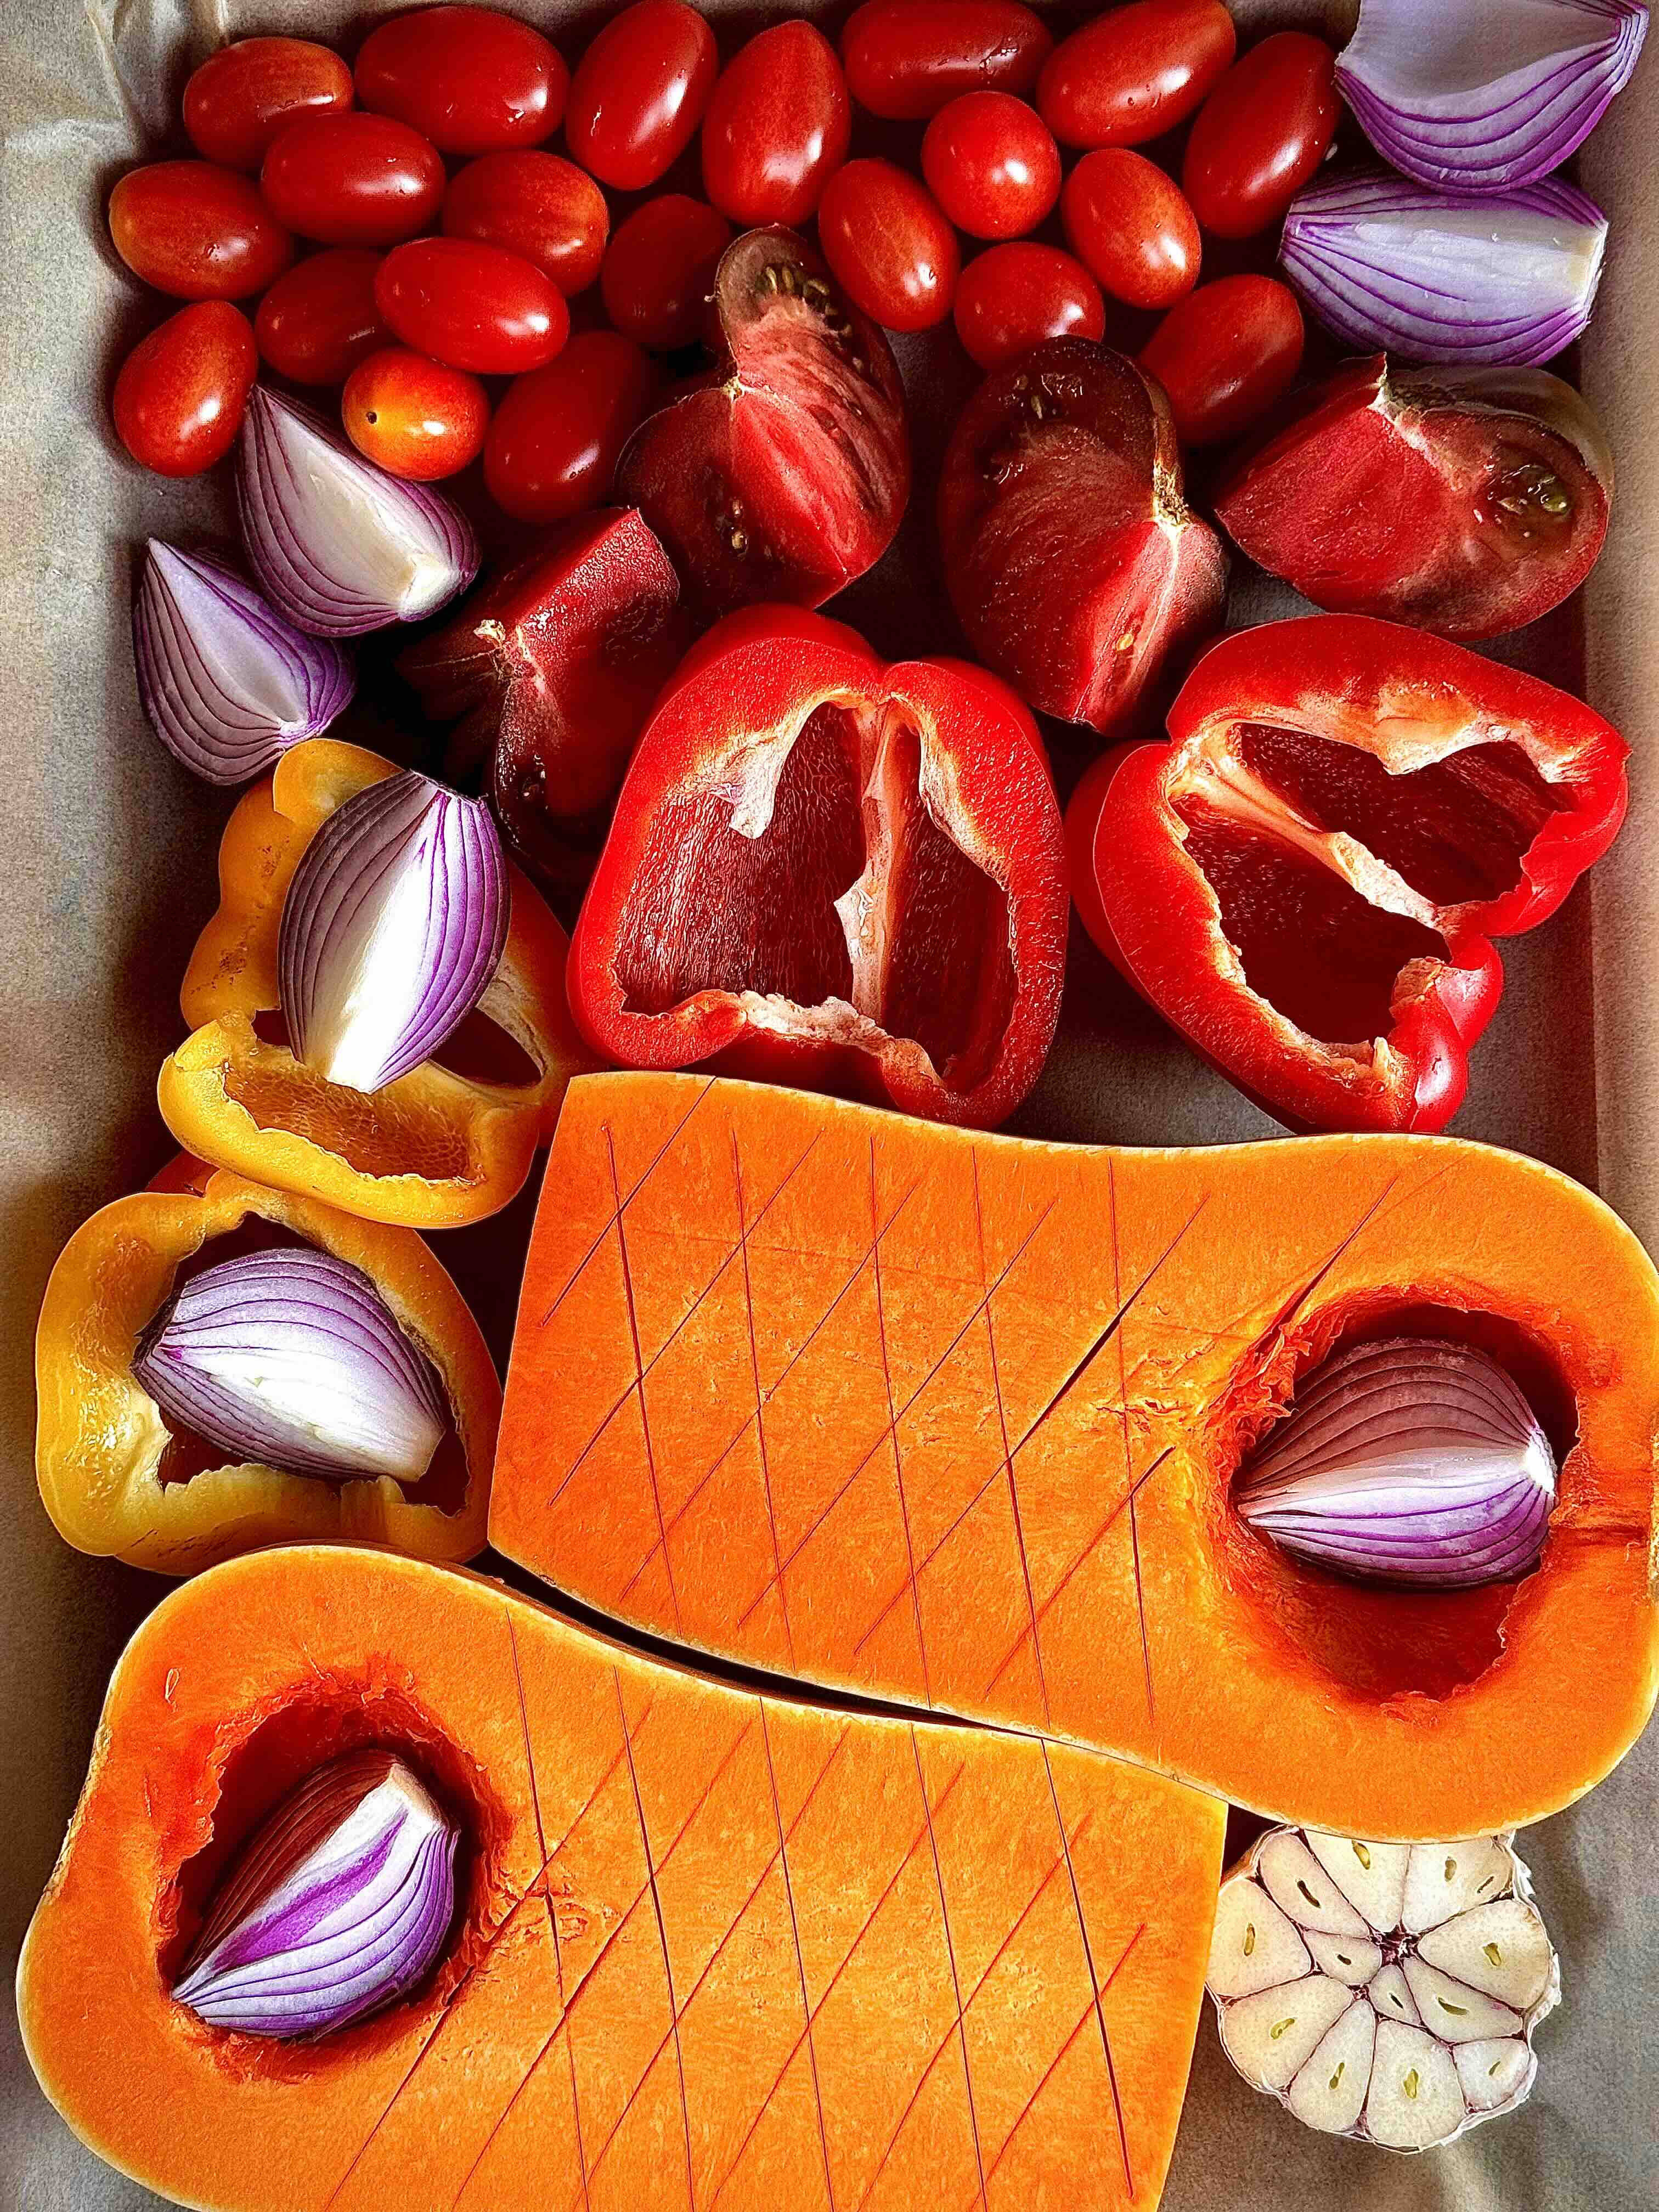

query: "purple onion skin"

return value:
[132, 1244, 447, 1485]
[1338, 0, 1650, 194]
[1236, 1338, 1558, 1590]
[238, 387, 478, 639]
[172, 1750, 458, 2040]
[134, 544, 354, 787]
[1280, 171, 1607, 368]
[278, 770, 509, 1096]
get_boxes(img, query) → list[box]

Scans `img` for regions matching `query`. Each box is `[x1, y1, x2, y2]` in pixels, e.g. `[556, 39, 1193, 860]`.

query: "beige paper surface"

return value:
[1, 1, 1651, 2205]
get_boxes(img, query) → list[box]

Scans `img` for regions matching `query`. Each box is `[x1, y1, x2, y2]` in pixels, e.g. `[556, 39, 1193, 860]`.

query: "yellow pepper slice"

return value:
[36, 1161, 499, 1575]
[157, 739, 592, 1226]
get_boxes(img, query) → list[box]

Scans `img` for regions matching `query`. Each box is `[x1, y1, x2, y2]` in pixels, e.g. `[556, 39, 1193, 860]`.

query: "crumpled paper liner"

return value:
[0, 2, 1650, 2207]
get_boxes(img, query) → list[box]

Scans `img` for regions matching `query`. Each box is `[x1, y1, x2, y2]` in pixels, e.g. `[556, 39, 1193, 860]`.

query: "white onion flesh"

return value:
[173, 1750, 457, 2039]
[133, 1245, 447, 1484]
[278, 770, 509, 1096]
[1337, 0, 1649, 192]
[1280, 171, 1607, 366]
[1235, 1336, 1558, 1587]
[238, 388, 477, 638]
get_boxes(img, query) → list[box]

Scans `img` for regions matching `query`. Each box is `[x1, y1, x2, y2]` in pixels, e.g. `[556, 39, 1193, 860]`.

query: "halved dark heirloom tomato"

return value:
[1066, 616, 1628, 1134]
[569, 606, 1069, 1128]
[939, 337, 1226, 739]
[398, 509, 692, 909]
[1213, 358, 1614, 641]
[615, 228, 911, 617]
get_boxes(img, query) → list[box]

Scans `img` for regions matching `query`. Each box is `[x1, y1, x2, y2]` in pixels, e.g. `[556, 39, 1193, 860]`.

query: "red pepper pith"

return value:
[569, 606, 1070, 1130]
[1067, 614, 1627, 1135]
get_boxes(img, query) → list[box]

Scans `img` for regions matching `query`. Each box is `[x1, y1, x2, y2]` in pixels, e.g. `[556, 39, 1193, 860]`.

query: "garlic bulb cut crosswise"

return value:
[1206, 1823, 1558, 2151]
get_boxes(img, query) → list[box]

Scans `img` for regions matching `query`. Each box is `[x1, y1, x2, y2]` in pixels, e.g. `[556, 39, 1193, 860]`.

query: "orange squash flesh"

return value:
[17, 1544, 1223, 2212]
[493, 1073, 1659, 1841]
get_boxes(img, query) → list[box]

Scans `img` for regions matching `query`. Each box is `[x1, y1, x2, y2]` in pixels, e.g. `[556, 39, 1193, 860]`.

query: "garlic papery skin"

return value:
[1206, 1824, 1559, 2152]
[132, 1246, 447, 1485]
[1235, 1336, 1558, 1588]
[278, 770, 509, 1096]
[173, 1750, 458, 2040]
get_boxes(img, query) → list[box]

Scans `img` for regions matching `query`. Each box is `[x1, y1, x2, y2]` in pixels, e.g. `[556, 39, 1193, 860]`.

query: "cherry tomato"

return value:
[260, 113, 445, 248]
[108, 161, 294, 300]
[354, 5, 567, 156]
[1138, 274, 1305, 447]
[111, 301, 256, 477]
[1038, 0, 1235, 149]
[484, 332, 664, 523]
[565, 0, 718, 192]
[341, 346, 489, 479]
[253, 250, 388, 385]
[1061, 149, 1200, 311]
[441, 151, 607, 297]
[952, 242, 1105, 369]
[920, 90, 1058, 241]
[701, 22, 851, 226]
[375, 237, 568, 375]
[1182, 32, 1340, 240]
[601, 195, 733, 350]
[816, 159, 958, 332]
[182, 37, 353, 170]
[840, 0, 1053, 120]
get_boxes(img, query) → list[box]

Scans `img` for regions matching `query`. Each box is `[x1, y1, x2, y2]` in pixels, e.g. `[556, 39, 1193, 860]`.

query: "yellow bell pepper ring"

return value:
[157, 739, 594, 1227]
[35, 1163, 499, 1575]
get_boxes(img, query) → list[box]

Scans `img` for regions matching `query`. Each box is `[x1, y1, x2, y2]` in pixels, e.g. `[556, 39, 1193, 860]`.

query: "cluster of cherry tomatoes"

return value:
[108, 0, 1339, 517]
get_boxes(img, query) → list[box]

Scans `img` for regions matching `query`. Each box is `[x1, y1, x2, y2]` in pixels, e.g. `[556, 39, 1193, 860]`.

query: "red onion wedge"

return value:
[279, 769, 509, 1095]
[173, 1750, 457, 2040]
[1236, 1338, 1558, 1589]
[1206, 1824, 1559, 2152]
[133, 543, 354, 786]
[1338, 0, 1648, 193]
[238, 386, 477, 637]
[133, 1245, 447, 1485]
[1280, 170, 1607, 366]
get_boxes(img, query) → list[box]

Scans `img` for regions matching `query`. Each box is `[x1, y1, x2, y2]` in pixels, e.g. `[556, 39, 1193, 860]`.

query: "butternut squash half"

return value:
[18, 1544, 1223, 2212]
[493, 1073, 1659, 1841]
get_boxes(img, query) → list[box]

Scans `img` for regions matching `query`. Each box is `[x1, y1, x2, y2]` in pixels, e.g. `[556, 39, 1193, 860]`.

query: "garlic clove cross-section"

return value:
[1206, 1822, 1559, 2151]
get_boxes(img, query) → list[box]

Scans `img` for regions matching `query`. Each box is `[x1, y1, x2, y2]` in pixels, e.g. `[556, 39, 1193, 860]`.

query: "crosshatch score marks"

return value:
[498, 1073, 1430, 1765]
[313, 1584, 1216, 2212]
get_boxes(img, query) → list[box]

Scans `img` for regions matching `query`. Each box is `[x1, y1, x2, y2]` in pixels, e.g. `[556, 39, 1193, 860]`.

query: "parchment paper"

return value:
[1, 2, 1651, 2205]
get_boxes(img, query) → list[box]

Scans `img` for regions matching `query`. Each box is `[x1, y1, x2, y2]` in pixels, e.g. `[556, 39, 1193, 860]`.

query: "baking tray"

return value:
[2, 2, 1654, 2204]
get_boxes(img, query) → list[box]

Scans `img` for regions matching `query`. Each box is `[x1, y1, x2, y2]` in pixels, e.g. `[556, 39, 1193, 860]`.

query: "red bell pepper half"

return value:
[569, 606, 1069, 1129]
[1066, 614, 1627, 1134]
[398, 507, 692, 907]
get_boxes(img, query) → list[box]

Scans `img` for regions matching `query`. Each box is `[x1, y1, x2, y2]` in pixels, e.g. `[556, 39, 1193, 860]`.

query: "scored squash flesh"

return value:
[493, 1073, 1659, 1841]
[17, 1543, 1224, 2212]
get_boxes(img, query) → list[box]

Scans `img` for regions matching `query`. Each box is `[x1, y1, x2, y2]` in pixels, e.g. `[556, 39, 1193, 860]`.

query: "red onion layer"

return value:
[1279, 171, 1607, 366]
[133, 1244, 447, 1484]
[1338, 0, 1649, 193]
[134, 543, 354, 786]
[1235, 1337, 1557, 1589]
[172, 1750, 457, 2039]
[278, 769, 509, 1096]
[237, 386, 477, 637]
